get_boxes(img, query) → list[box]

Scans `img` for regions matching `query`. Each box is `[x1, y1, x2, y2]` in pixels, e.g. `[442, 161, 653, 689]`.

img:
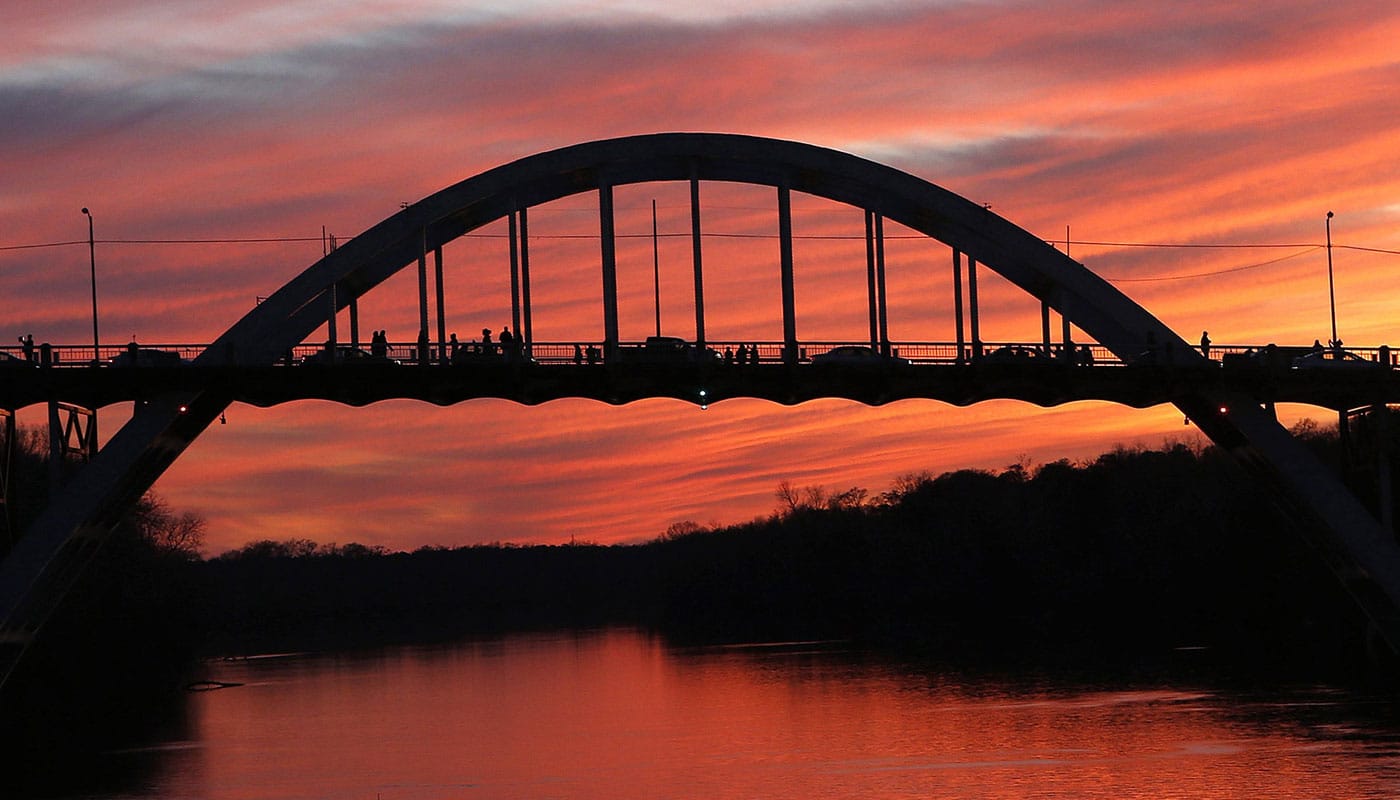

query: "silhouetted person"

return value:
[573, 344, 583, 365]
[586, 345, 600, 365]
[500, 326, 521, 361]
[723, 346, 734, 365]
[1079, 344, 1094, 366]
[449, 333, 460, 360]
[1199, 331, 1211, 359]
[371, 330, 387, 359]
[1312, 339, 1324, 356]
[481, 328, 493, 354]
[417, 327, 429, 364]
[18, 334, 35, 362]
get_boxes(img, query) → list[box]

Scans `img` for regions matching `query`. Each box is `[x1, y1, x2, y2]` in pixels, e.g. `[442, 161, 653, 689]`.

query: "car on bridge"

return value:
[1292, 348, 1388, 371]
[810, 345, 910, 366]
[299, 345, 400, 366]
[109, 347, 184, 367]
[982, 345, 1056, 364]
[616, 336, 721, 364]
[0, 351, 34, 369]
[1288, 348, 1388, 375]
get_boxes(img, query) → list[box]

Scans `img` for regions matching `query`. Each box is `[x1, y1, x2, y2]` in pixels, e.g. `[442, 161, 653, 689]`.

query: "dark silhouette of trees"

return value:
[190, 422, 1400, 681]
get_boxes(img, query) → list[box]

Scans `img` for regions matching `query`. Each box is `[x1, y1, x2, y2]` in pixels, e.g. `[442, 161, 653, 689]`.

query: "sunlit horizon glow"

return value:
[5, 1, 1400, 555]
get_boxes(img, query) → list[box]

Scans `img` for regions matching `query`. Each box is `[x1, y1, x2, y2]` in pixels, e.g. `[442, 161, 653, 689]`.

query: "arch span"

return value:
[212, 133, 1186, 367]
[3, 133, 1399, 686]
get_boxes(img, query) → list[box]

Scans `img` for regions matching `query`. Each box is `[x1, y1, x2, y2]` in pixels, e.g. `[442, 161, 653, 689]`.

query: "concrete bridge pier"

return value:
[46, 402, 96, 502]
[0, 409, 12, 546]
[1340, 404, 1396, 536]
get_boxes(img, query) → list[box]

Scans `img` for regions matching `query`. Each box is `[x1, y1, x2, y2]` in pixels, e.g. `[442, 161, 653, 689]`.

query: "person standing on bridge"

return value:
[1199, 331, 1211, 359]
[18, 334, 35, 362]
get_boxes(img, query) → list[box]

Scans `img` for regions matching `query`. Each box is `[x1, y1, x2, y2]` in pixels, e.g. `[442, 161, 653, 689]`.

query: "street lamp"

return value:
[81, 207, 99, 363]
[1325, 211, 1337, 348]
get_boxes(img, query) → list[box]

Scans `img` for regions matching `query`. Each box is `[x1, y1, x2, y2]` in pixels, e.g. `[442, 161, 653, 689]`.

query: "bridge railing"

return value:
[1, 341, 1395, 369]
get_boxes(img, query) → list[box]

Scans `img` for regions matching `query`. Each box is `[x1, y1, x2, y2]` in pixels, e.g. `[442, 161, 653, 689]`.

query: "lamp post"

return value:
[81, 207, 99, 363]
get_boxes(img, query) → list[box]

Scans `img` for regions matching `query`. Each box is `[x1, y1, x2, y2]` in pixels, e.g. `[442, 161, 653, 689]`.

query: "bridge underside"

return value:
[4, 363, 1395, 411]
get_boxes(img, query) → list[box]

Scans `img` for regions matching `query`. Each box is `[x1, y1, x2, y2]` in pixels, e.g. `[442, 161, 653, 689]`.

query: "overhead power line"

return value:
[0, 236, 323, 252]
[4, 233, 1398, 290]
[1102, 246, 1323, 283]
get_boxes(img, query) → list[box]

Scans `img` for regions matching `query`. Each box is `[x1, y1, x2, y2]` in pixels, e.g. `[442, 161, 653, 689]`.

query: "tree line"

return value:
[200, 419, 1400, 679]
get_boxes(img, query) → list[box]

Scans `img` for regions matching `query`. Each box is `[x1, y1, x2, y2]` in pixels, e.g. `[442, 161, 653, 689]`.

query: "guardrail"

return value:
[0, 341, 1395, 368]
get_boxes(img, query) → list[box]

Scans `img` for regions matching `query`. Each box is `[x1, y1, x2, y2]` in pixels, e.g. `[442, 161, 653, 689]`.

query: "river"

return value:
[67, 629, 1400, 798]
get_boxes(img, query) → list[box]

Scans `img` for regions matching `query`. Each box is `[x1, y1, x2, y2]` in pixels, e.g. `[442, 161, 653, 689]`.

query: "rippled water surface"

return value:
[83, 630, 1400, 798]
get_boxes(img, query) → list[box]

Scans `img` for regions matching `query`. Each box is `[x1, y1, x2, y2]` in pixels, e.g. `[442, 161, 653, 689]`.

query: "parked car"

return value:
[1292, 348, 1386, 371]
[810, 345, 910, 366]
[109, 347, 184, 367]
[300, 345, 399, 365]
[617, 336, 720, 364]
[983, 345, 1053, 363]
[0, 351, 33, 368]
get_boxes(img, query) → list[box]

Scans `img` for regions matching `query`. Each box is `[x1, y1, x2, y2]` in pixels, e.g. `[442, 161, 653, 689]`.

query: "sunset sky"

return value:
[5, 1, 1400, 554]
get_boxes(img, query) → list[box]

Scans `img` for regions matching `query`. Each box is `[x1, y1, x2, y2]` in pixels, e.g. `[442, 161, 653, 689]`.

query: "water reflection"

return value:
[98, 630, 1400, 798]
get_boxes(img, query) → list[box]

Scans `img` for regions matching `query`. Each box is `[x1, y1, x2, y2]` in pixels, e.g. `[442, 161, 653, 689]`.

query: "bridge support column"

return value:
[866, 211, 879, 350]
[327, 284, 338, 348]
[1376, 403, 1394, 535]
[875, 214, 890, 357]
[1041, 301, 1051, 355]
[349, 298, 360, 349]
[1061, 293, 1073, 360]
[967, 255, 982, 359]
[519, 209, 534, 350]
[778, 184, 798, 364]
[1, 409, 12, 547]
[599, 182, 620, 360]
[46, 402, 96, 503]
[417, 229, 430, 365]
[509, 211, 522, 347]
[434, 247, 446, 362]
[690, 175, 706, 348]
[1339, 405, 1395, 536]
[1340, 408, 1353, 473]
[952, 249, 965, 363]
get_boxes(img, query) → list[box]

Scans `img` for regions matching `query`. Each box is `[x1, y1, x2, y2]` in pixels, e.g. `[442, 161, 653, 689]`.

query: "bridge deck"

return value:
[2, 341, 1396, 411]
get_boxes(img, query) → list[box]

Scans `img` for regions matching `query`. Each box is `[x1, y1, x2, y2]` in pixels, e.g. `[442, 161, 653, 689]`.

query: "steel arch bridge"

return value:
[2, 132, 1399, 689]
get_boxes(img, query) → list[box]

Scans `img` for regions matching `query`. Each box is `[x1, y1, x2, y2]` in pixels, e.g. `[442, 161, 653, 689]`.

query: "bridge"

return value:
[1, 132, 1399, 692]
[2, 339, 1397, 411]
